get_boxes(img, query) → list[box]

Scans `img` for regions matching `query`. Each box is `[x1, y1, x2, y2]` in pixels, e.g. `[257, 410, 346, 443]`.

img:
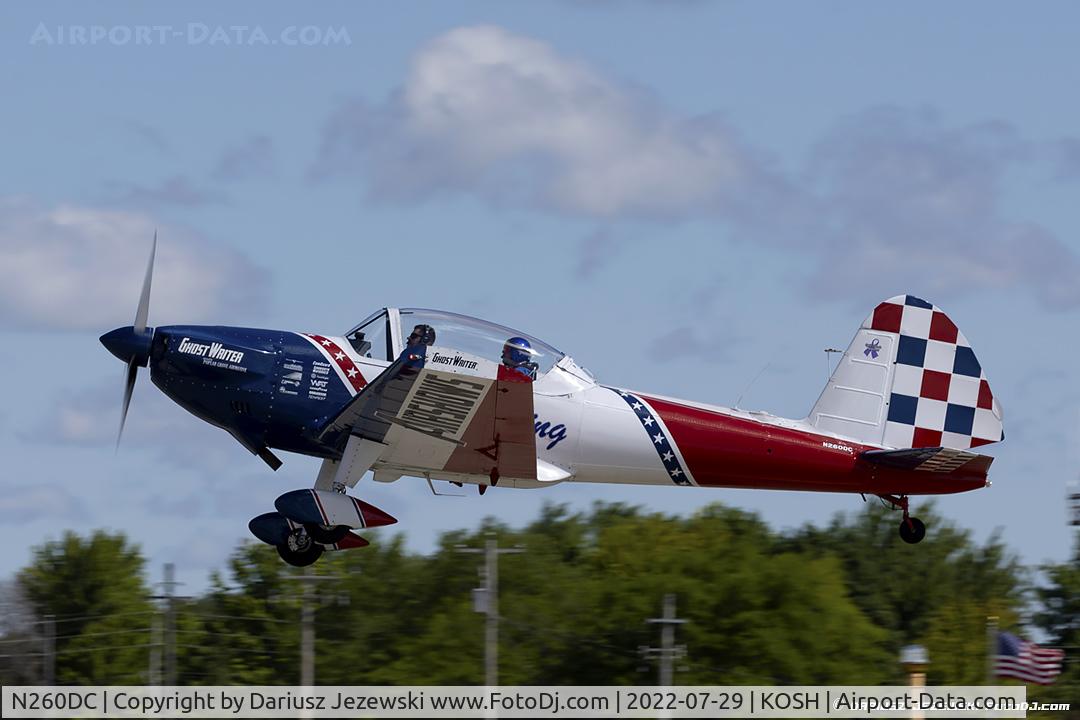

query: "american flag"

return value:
[994, 631, 1065, 685]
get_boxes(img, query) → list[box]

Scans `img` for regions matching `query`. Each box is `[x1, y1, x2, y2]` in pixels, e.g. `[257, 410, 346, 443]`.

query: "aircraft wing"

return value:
[318, 347, 424, 445]
[318, 345, 537, 482]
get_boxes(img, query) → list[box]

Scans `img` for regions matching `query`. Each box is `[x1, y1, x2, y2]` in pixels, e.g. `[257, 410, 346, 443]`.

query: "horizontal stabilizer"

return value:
[860, 446, 992, 474]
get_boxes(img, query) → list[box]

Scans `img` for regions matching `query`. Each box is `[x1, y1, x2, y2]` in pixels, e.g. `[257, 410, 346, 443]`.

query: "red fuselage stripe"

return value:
[302, 334, 368, 393]
[640, 394, 987, 495]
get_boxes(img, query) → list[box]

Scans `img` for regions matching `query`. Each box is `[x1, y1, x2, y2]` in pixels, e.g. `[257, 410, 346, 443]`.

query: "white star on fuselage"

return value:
[347, 368, 358, 378]
[662, 451, 674, 462]
[335, 352, 346, 361]
[653, 433, 664, 444]
[321, 339, 332, 346]
[643, 417, 655, 427]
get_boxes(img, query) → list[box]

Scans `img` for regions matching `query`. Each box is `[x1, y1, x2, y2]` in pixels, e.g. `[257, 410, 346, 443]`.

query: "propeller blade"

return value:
[117, 358, 138, 449]
[133, 230, 156, 333]
[116, 232, 157, 450]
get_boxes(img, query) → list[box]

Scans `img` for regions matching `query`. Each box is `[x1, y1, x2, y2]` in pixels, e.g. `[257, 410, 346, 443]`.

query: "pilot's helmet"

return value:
[409, 324, 436, 346]
[502, 336, 533, 367]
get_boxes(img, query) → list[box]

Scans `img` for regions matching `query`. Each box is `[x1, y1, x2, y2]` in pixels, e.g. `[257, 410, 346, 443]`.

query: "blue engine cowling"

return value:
[148, 325, 359, 460]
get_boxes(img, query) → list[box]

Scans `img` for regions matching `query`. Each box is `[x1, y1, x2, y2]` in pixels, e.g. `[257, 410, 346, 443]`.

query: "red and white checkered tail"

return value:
[808, 295, 1004, 450]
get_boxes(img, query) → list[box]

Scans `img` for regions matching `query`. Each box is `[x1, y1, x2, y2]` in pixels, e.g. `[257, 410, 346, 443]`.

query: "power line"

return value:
[42, 614, 54, 686]
[282, 568, 346, 686]
[173, 643, 289, 657]
[502, 608, 788, 683]
[174, 628, 287, 642]
[26, 611, 155, 626]
[54, 642, 152, 656]
[178, 612, 294, 624]
[150, 563, 182, 686]
[499, 616, 644, 661]
[99, 672, 147, 684]
[149, 612, 161, 686]
[0, 627, 151, 644]
[0, 642, 152, 659]
[3, 640, 291, 662]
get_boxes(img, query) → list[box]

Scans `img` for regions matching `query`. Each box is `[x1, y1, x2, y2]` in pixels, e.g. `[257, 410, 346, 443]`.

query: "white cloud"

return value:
[0, 197, 270, 330]
[312, 26, 1080, 311]
[798, 107, 1080, 309]
[313, 25, 792, 220]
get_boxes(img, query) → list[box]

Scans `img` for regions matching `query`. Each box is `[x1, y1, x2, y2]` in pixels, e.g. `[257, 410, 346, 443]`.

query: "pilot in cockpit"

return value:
[407, 324, 436, 348]
[502, 336, 538, 380]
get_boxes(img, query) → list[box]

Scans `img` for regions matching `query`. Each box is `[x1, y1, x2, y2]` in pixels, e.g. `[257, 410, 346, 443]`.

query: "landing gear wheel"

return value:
[304, 523, 350, 545]
[276, 528, 324, 566]
[899, 517, 926, 544]
[277, 543, 322, 566]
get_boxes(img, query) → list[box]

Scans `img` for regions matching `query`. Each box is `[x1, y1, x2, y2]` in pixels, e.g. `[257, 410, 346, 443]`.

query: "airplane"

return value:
[101, 237, 1004, 566]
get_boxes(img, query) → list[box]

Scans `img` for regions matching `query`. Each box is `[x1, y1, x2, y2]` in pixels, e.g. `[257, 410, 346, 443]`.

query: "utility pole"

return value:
[458, 535, 524, 687]
[150, 563, 185, 686]
[283, 568, 344, 686]
[643, 594, 687, 686]
[163, 563, 177, 686]
[42, 614, 55, 685]
[302, 574, 314, 687]
[1068, 486, 1080, 527]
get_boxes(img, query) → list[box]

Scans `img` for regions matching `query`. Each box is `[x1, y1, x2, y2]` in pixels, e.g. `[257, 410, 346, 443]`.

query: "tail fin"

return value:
[808, 295, 1004, 450]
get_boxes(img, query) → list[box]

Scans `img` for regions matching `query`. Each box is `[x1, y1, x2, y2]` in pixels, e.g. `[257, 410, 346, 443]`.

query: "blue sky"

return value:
[1, 1, 1077, 592]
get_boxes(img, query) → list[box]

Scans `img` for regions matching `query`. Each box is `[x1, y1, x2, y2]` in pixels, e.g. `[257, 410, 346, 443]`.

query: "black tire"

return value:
[899, 517, 927, 544]
[304, 523, 351, 545]
[276, 542, 323, 567]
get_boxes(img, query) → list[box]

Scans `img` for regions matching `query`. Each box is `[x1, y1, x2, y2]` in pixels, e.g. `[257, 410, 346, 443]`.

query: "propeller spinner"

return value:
[99, 232, 157, 447]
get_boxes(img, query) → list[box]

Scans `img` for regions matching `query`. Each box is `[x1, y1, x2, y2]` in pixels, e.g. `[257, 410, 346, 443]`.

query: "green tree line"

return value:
[1, 501, 1075, 706]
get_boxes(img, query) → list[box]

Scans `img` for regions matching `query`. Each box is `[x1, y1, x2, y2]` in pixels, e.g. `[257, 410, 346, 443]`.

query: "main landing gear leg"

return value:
[880, 494, 926, 544]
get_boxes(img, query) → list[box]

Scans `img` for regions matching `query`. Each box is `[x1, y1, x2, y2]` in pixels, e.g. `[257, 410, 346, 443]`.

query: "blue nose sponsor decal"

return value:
[534, 414, 567, 450]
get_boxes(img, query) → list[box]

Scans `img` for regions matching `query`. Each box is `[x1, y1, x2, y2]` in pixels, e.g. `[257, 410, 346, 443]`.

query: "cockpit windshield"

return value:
[345, 309, 394, 361]
[398, 309, 564, 377]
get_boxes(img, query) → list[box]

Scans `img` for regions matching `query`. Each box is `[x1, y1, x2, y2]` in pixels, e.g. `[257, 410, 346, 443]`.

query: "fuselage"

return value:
[147, 324, 989, 497]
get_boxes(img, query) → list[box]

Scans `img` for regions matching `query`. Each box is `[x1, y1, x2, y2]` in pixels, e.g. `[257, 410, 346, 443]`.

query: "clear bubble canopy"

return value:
[345, 307, 565, 376]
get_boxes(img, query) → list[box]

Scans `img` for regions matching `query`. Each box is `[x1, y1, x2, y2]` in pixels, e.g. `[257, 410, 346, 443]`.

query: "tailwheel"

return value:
[878, 494, 927, 545]
[304, 523, 351, 545]
[899, 516, 926, 544]
[276, 528, 323, 567]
